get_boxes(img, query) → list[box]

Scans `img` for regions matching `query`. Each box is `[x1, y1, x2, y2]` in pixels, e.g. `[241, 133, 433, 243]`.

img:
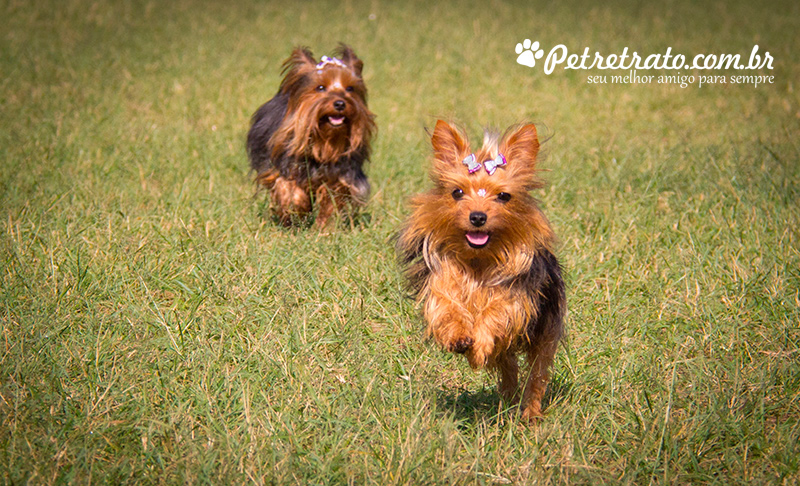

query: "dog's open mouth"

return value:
[466, 231, 490, 248]
[326, 115, 346, 127]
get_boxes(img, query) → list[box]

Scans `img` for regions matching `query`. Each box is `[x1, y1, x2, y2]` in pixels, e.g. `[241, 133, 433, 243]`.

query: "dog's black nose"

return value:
[333, 100, 346, 111]
[469, 211, 487, 227]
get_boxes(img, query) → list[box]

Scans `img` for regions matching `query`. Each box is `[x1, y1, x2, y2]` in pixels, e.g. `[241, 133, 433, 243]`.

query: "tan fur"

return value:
[397, 120, 564, 421]
[249, 45, 376, 229]
[269, 48, 375, 164]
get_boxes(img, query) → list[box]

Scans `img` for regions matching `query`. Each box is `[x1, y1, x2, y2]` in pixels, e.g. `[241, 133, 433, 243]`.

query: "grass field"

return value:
[2, 0, 799, 484]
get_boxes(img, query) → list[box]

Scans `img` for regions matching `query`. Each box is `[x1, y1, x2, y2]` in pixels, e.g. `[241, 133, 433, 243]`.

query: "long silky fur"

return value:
[246, 44, 376, 226]
[396, 120, 566, 420]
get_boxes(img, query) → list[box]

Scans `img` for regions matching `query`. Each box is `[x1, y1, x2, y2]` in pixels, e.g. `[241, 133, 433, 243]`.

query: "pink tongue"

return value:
[466, 231, 489, 246]
[329, 116, 345, 126]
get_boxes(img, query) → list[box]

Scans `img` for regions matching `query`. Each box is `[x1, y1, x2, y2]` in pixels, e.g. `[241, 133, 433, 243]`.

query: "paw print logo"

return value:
[515, 39, 544, 68]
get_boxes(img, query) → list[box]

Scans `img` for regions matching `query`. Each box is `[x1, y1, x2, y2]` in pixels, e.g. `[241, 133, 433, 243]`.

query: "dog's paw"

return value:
[465, 335, 495, 369]
[466, 348, 489, 368]
[520, 402, 544, 423]
[448, 336, 474, 354]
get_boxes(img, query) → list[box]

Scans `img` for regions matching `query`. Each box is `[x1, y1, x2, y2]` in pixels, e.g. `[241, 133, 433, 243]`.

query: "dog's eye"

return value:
[316, 85, 326, 92]
[345, 86, 354, 92]
[497, 192, 512, 202]
[452, 188, 464, 200]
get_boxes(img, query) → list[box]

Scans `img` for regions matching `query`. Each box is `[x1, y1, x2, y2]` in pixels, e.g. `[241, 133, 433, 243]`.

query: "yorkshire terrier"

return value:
[397, 120, 566, 421]
[246, 45, 376, 228]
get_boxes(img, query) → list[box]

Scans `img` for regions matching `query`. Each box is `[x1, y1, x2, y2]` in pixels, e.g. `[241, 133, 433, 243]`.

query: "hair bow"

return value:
[316, 56, 347, 70]
[461, 153, 507, 175]
[484, 153, 507, 175]
[461, 154, 481, 173]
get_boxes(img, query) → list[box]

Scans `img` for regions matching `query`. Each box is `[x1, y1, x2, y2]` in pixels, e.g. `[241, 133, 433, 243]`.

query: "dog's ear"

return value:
[282, 47, 316, 72]
[499, 123, 541, 187]
[279, 47, 317, 94]
[431, 120, 471, 175]
[336, 44, 364, 77]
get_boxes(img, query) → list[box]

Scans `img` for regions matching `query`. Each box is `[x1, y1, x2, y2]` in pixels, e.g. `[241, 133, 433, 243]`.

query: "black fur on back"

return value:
[245, 91, 370, 193]
[246, 91, 289, 175]
[521, 250, 566, 344]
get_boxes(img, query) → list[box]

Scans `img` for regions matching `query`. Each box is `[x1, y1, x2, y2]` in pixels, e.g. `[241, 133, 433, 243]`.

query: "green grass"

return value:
[2, 0, 799, 483]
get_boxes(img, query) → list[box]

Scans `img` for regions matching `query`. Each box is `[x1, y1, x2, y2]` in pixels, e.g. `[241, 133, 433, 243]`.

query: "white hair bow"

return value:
[315, 56, 347, 70]
[461, 153, 507, 175]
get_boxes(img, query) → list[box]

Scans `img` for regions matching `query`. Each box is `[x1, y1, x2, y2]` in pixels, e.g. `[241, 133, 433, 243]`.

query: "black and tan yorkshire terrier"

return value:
[397, 120, 566, 421]
[246, 45, 376, 228]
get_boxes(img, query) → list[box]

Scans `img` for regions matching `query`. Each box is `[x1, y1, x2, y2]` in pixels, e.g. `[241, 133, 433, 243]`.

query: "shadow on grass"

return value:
[436, 373, 573, 428]
[253, 196, 374, 232]
[437, 387, 505, 427]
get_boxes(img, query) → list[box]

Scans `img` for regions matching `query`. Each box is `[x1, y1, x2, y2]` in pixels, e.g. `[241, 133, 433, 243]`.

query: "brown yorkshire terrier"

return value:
[397, 120, 566, 421]
[246, 45, 376, 228]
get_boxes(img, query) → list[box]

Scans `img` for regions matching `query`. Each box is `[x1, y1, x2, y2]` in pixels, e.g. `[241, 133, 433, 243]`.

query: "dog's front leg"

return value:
[423, 281, 474, 355]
